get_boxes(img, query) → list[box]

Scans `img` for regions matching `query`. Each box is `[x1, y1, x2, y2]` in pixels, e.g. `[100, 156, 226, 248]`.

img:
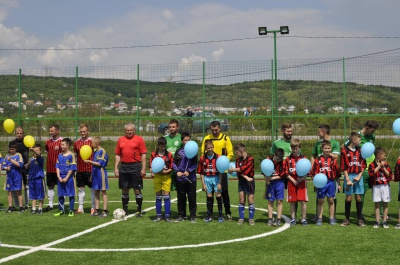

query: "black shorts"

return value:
[76, 172, 92, 188]
[46, 173, 58, 187]
[119, 163, 143, 190]
[22, 168, 28, 186]
[220, 173, 228, 188]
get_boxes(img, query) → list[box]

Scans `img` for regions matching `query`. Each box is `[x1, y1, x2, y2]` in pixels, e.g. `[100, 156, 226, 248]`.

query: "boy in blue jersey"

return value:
[54, 138, 77, 217]
[84, 136, 109, 218]
[25, 144, 45, 214]
[3, 145, 24, 213]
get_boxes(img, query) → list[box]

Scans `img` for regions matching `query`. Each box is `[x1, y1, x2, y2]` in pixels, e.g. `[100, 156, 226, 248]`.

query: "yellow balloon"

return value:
[80, 145, 92, 160]
[3, 119, 15, 134]
[23, 135, 35, 148]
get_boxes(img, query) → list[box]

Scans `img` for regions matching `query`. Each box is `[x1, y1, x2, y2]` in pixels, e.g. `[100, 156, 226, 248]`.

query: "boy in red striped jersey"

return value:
[45, 124, 63, 211]
[198, 140, 223, 223]
[74, 124, 95, 215]
[340, 132, 366, 227]
[285, 138, 309, 226]
[229, 143, 255, 225]
[369, 147, 392, 228]
[312, 140, 341, 226]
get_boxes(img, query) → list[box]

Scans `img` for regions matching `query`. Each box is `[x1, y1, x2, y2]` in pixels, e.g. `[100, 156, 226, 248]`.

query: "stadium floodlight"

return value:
[258, 27, 268, 35]
[280, 26, 289, 35]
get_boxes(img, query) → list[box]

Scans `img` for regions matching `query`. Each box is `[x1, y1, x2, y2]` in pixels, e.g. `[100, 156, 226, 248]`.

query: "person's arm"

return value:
[141, 153, 147, 177]
[201, 174, 206, 191]
[115, 155, 121, 177]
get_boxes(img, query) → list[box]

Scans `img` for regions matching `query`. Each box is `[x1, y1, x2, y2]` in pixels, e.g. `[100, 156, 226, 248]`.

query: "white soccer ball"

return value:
[113, 208, 126, 220]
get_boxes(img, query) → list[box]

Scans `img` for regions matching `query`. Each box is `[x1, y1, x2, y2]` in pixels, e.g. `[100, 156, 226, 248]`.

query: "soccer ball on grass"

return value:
[113, 208, 126, 220]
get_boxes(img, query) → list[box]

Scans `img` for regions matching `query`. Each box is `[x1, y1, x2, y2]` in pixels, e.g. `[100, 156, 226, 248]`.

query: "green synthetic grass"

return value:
[1, 178, 399, 264]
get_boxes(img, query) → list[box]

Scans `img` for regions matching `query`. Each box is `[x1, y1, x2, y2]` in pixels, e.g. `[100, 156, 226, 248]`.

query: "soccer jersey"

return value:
[45, 137, 63, 173]
[2, 153, 24, 191]
[92, 148, 109, 190]
[172, 147, 198, 182]
[267, 155, 285, 180]
[9, 138, 29, 164]
[340, 146, 366, 174]
[284, 154, 307, 179]
[197, 153, 219, 176]
[394, 159, 400, 182]
[56, 153, 77, 197]
[312, 138, 341, 158]
[368, 161, 392, 185]
[74, 137, 93, 173]
[201, 133, 233, 160]
[165, 134, 181, 156]
[115, 135, 147, 163]
[149, 150, 173, 178]
[270, 139, 291, 159]
[28, 155, 45, 180]
[312, 155, 340, 180]
[236, 154, 255, 179]
[344, 130, 376, 165]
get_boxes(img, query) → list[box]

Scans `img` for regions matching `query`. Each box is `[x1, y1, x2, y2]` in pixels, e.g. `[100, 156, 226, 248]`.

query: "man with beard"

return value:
[270, 123, 293, 160]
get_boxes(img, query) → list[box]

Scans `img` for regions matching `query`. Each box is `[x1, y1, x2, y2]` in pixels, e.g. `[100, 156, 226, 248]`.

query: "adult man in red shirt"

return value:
[45, 124, 63, 211]
[115, 123, 147, 216]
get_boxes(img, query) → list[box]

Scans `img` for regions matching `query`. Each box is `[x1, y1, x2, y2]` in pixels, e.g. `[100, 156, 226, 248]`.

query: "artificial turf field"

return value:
[0, 177, 399, 265]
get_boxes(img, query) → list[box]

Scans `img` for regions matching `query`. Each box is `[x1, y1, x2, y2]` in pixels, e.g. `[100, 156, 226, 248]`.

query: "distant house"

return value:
[34, 101, 43, 106]
[25, 100, 34, 105]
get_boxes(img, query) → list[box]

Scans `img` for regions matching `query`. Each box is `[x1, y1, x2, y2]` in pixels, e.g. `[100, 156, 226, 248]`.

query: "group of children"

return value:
[2, 136, 109, 218]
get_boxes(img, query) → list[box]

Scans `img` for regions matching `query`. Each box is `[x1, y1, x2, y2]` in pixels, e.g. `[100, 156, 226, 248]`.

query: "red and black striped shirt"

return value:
[312, 155, 340, 180]
[395, 159, 400, 182]
[340, 146, 366, 174]
[197, 153, 219, 176]
[45, 137, 63, 173]
[267, 155, 285, 178]
[284, 154, 307, 179]
[368, 161, 392, 185]
[149, 151, 173, 171]
[74, 138, 93, 173]
[236, 154, 254, 179]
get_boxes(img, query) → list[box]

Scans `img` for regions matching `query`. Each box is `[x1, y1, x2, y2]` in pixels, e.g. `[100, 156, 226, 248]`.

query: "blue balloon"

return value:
[184, 140, 198, 158]
[296, 158, 311, 177]
[151, 157, 165, 173]
[361, 142, 375, 159]
[261, 159, 274, 177]
[216, 155, 230, 173]
[313, 173, 328, 189]
[228, 162, 237, 177]
[393, 118, 400, 135]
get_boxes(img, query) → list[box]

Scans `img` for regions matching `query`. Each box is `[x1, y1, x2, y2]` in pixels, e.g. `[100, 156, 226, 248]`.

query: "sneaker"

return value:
[37, 209, 43, 215]
[30, 210, 37, 214]
[45, 206, 54, 212]
[373, 222, 379, 229]
[382, 222, 389, 229]
[90, 210, 99, 217]
[153, 216, 162, 222]
[165, 217, 173, 222]
[341, 219, 350, 226]
[274, 219, 281, 227]
[301, 219, 307, 226]
[175, 216, 184, 222]
[316, 218, 322, 226]
[267, 218, 274, 226]
[237, 219, 244, 225]
[204, 215, 213, 223]
[190, 217, 197, 223]
[75, 209, 84, 214]
[18, 207, 25, 213]
[24, 205, 29, 210]
[218, 216, 224, 223]
[90, 208, 96, 215]
[249, 219, 255, 226]
[310, 215, 319, 222]
[358, 219, 365, 227]
[98, 211, 109, 218]
[136, 212, 143, 218]
[54, 211, 64, 216]
[395, 223, 400, 229]
[68, 210, 74, 217]
[329, 217, 337, 226]
[290, 219, 296, 226]
[5, 207, 14, 213]
[225, 214, 233, 221]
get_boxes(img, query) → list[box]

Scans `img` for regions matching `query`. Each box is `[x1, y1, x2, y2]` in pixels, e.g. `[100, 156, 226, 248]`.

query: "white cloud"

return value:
[162, 9, 175, 20]
[180, 54, 207, 64]
[212, 48, 224, 61]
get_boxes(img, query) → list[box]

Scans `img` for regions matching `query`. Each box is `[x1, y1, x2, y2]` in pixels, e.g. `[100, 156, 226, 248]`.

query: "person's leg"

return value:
[248, 194, 255, 221]
[175, 181, 186, 218]
[187, 181, 197, 219]
[327, 197, 335, 219]
[238, 191, 246, 220]
[220, 173, 231, 217]
[317, 198, 324, 219]
[163, 191, 171, 220]
[267, 200, 274, 219]
[101, 190, 108, 211]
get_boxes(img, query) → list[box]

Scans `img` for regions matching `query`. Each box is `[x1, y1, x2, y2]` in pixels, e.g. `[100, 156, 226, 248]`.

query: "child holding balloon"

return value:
[149, 137, 174, 222]
[311, 140, 341, 226]
[198, 139, 224, 223]
[84, 136, 109, 218]
[228, 143, 255, 225]
[368, 147, 392, 228]
[3, 145, 24, 213]
[25, 144, 45, 214]
[284, 138, 309, 226]
[340, 132, 366, 227]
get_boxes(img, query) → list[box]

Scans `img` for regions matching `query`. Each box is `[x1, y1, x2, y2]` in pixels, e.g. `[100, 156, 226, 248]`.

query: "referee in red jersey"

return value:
[45, 124, 63, 211]
[115, 123, 147, 216]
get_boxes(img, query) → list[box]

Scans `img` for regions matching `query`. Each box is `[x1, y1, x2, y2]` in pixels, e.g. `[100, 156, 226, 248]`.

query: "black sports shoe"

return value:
[45, 206, 54, 212]
[5, 207, 14, 213]
[37, 209, 43, 215]
[18, 207, 25, 213]
[30, 210, 37, 214]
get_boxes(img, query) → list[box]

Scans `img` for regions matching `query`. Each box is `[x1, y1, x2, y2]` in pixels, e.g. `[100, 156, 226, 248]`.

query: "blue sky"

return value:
[0, 0, 399, 69]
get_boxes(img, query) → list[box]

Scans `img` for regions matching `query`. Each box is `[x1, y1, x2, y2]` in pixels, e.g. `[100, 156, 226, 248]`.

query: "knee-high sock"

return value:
[48, 189, 55, 207]
[206, 197, 214, 215]
[155, 196, 162, 216]
[238, 203, 245, 219]
[164, 195, 171, 218]
[216, 196, 223, 216]
[58, 196, 65, 212]
[122, 194, 129, 213]
[135, 193, 143, 213]
[69, 196, 75, 211]
[78, 187, 85, 211]
[345, 201, 351, 220]
[356, 201, 363, 220]
[249, 203, 255, 219]
[24, 186, 29, 206]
